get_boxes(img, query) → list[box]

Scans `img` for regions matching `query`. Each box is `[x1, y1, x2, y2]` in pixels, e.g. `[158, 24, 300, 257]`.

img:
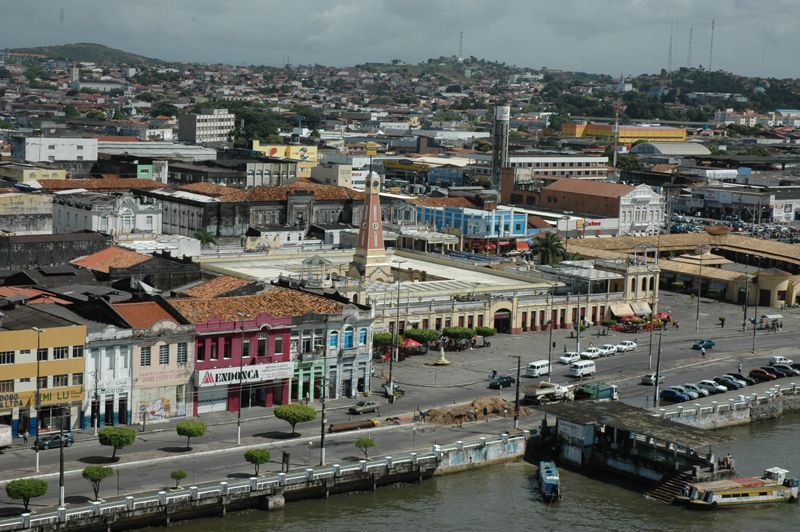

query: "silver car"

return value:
[697, 379, 727, 394]
[667, 385, 699, 400]
[682, 383, 710, 397]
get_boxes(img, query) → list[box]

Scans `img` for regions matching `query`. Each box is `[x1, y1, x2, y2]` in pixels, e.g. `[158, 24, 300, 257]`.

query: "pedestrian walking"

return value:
[22, 431, 28, 445]
[737, 361, 743, 374]
[483, 406, 489, 422]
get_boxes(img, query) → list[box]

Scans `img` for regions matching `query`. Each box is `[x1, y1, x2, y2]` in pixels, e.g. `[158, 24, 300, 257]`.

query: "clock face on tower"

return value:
[371, 178, 380, 192]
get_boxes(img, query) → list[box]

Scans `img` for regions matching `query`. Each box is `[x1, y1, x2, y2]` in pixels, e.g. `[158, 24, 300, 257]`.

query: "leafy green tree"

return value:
[402, 328, 440, 344]
[193, 229, 217, 248]
[5, 479, 48, 511]
[85, 109, 107, 121]
[0, 118, 13, 129]
[355, 436, 376, 459]
[170, 469, 187, 488]
[176, 420, 207, 450]
[372, 332, 395, 348]
[531, 232, 565, 265]
[244, 449, 272, 476]
[137, 91, 159, 102]
[63, 105, 81, 119]
[273, 404, 317, 434]
[98, 427, 137, 460]
[150, 101, 178, 117]
[83, 466, 114, 500]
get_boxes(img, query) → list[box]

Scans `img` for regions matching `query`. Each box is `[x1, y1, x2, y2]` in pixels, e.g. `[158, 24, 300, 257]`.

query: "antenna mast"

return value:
[708, 19, 715, 71]
[458, 29, 464, 61]
[667, 21, 674, 73]
[686, 26, 693, 68]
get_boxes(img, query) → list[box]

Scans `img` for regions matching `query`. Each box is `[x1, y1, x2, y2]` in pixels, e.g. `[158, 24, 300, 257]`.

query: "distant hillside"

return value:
[7, 43, 163, 66]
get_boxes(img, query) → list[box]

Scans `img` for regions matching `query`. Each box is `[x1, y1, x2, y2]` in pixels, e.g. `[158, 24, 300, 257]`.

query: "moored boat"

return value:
[539, 460, 560, 502]
[675, 467, 799, 509]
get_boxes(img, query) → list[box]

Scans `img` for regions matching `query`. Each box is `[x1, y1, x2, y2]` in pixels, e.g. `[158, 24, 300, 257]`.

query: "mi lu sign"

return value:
[194, 362, 294, 388]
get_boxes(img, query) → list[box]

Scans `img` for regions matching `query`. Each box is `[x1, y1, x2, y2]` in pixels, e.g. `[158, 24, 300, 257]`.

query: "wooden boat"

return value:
[539, 460, 560, 502]
[675, 467, 799, 509]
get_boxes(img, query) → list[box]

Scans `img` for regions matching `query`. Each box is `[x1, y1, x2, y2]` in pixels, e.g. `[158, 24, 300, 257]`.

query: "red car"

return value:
[749, 368, 778, 382]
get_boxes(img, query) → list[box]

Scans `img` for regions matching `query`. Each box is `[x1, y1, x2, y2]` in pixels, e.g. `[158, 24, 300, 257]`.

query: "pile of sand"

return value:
[424, 396, 529, 425]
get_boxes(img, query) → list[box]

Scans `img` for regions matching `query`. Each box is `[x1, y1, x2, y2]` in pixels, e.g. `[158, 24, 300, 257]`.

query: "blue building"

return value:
[416, 205, 533, 252]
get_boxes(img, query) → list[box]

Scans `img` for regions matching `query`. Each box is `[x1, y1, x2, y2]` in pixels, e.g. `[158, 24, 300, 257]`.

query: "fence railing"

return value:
[654, 382, 799, 420]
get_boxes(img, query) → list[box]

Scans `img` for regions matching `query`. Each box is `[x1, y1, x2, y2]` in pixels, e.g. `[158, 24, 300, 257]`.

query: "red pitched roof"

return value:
[170, 287, 344, 323]
[112, 301, 177, 329]
[0, 287, 71, 305]
[222, 179, 364, 202]
[39, 177, 167, 192]
[183, 276, 250, 298]
[178, 182, 236, 198]
[72, 246, 152, 274]
[543, 178, 633, 198]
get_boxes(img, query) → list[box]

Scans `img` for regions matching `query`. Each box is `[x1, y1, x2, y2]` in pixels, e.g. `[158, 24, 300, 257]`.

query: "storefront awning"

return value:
[630, 301, 652, 315]
[516, 241, 530, 251]
[608, 302, 636, 317]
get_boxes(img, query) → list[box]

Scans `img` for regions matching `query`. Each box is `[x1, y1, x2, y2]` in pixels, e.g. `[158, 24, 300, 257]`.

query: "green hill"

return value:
[7, 42, 163, 66]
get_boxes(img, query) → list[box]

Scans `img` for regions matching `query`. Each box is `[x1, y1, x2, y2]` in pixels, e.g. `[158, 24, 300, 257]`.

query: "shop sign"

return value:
[194, 362, 294, 388]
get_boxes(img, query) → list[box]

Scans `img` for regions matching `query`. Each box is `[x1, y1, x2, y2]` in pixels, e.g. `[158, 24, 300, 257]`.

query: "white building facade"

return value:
[82, 326, 134, 429]
[12, 137, 98, 163]
[618, 184, 665, 236]
[178, 108, 235, 144]
[52, 192, 163, 236]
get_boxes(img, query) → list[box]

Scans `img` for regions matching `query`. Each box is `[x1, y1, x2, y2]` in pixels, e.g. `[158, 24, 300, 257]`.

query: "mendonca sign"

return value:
[194, 362, 294, 388]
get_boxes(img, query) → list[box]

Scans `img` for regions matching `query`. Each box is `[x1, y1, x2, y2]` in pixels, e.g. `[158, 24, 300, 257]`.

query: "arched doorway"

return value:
[493, 308, 512, 334]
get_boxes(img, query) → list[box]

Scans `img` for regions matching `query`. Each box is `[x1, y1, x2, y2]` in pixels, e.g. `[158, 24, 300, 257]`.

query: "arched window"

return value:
[630, 278, 636, 293]
[258, 332, 268, 356]
[649, 276, 655, 290]
[343, 327, 354, 349]
[358, 328, 368, 346]
[641, 277, 647, 291]
[329, 331, 339, 349]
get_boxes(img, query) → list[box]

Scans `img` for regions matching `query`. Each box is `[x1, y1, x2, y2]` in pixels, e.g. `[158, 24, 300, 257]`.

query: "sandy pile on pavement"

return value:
[424, 397, 529, 424]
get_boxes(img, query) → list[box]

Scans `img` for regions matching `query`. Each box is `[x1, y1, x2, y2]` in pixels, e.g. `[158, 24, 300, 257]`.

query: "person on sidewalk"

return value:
[22, 431, 28, 445]
[738, 361, 743, 374]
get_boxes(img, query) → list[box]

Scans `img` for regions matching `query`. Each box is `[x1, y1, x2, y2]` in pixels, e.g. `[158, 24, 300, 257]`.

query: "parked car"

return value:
[615, 340, 638, 352]
[641, 373, 665, 386]
[692, 339, 716, 350]
[489, 376, 516, 389]
[580, 347, 602, 360]
[764, 365, 793, 378]
[35, 432, 73, 450]
[559, 352, 581, 365]
[714, 376, 744, 390]
[599, 344, 618, 356]
[725, 373, 756, 386]
[667, 385, 699, 400]
[697, 379, 727, 394]
[682, 383, 710, 397]
[348, 401, 381, 415]
[749, 368, 778, 382]
[722, 375, 747, 387]
[772, 364, 800, 376]
[790, 363, 800, 372]
[769, 355, 794, 366]
[660, 389, 691, 403]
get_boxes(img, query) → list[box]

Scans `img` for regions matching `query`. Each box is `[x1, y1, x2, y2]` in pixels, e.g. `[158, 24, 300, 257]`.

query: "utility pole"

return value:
[546, 293, 554, 383]
[752, 258, 761, 353]
[319, 345, 328, 466]
[653, 330, 663, 407]
[510, 355, 521, 430]
[236, 313, 248, 445]
[32, 327, 43, 473]
[93, 368, 99, 436]
[388, 261, 406, 403]
[59, 407, 65, 507]
[695, 245, 708, 331]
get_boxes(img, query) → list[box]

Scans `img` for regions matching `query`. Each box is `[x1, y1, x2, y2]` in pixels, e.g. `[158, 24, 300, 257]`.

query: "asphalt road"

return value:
[2, 292, 799, 513]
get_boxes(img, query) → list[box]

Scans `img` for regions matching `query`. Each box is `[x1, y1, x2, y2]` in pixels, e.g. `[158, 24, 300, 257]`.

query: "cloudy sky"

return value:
[2, 0, 798, 78]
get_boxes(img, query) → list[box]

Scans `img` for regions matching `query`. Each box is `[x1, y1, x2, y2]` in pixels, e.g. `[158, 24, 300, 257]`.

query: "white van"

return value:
[568, 360, 596, 378]
[527, 360, 550, 378]
[769, 355, 793, 366]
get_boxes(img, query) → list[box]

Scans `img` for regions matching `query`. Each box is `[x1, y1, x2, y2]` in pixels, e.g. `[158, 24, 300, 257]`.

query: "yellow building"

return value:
[562, 122, 686, 143]
[251, 141, 318, 178]
[0, 162, 68, 183]
[0, 306, 87, 438]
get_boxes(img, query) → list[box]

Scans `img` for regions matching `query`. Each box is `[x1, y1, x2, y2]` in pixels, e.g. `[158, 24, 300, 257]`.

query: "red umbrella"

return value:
[401, 338, 424, 348]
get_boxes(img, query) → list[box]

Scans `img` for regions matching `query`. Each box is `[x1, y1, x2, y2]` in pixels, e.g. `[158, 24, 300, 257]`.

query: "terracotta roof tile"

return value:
[544, 178, 633, 198]
[0, 287, 71, 305]
[170, 287, 344, 323]
[39, 177, 167, 192]
[221, 179, 364, 203]
[178, 182, 237, 198]
[183, 276, 250, 298]
[410, 196, 478, 208]
[72, 246, 152, 274]
[112, 301, 177, 329]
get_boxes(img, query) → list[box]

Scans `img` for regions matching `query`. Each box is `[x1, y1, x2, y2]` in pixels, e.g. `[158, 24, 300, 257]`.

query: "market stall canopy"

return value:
[401, 338, 424, 348]
[608, 302, 635, 317]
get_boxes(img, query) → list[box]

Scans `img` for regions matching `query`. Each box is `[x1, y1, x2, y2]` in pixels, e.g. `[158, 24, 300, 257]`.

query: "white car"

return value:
[615, 340, 637, 352]
[697, 379, 727, 394]
[580, 347, 602, 360]
[599, 344, 618, 356]
[559, 352, 581, 364]
[682, 383, 710, 397]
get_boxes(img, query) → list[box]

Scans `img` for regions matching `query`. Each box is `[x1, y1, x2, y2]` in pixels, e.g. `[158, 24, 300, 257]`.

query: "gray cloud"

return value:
[1, 0, 797, 77]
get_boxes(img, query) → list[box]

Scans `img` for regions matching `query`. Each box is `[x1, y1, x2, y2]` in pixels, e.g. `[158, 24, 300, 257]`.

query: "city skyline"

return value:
[2, 0, 799, 78]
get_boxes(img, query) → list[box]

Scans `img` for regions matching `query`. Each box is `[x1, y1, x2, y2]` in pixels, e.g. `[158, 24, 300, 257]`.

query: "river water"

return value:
[170, 414, 800, 532]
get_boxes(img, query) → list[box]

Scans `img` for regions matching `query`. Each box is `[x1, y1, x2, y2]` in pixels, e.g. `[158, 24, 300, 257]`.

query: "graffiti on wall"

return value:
[137, 397, 172, 420]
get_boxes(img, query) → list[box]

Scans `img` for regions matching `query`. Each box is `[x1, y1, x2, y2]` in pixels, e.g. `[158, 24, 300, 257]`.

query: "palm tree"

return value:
[193, 229, 217, 248]
[530, 232, 565, 265]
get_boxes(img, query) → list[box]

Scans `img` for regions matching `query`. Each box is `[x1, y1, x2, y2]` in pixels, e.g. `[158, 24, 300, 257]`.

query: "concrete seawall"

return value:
[654, 382, 800, 429]
[0, 432, 529, 532]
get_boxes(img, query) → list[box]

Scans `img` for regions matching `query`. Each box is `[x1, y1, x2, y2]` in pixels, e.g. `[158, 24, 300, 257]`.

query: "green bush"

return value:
[355, 436, 376, 459]
[372, 332, 395, 348]
[5, 479, 48, 511]
[176, 420, 208, 449]
[244, 448, 272, 476]
[600, 320, 617, 327]
[98, 427, 137, 460]
[273, 404, 317, 434]
[441, 326, 475, 340]
[402, 328, 440, 344]
[475, 326, 497, 337]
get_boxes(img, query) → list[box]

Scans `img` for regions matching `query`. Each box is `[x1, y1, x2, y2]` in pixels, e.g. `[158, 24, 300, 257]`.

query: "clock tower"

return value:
[349, 174, 391, 281]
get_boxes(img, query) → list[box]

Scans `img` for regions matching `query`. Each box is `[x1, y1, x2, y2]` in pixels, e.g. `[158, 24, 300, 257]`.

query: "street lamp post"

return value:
[695, 245, 709, 332]
[32, 326, 43, 473]
[752, 258, 761, 353]
[389, 260, 407, 403]
[319, 346, 328, 466]
[653, 330, 664, 407]
[546, 294, 554, 383]
[307, 441, 313, 467]
[58, 407, 66, 507]
[236, 312, 248, 445]
[412, 426, 417, 452]
[509, 355, 521, 430]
